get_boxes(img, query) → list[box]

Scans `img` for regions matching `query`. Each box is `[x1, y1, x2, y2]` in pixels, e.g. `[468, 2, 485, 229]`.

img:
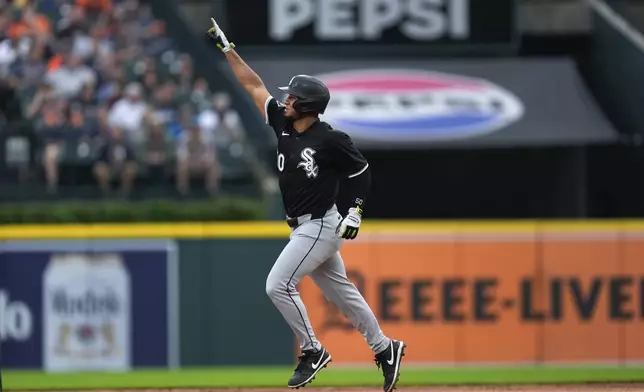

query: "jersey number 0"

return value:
[277, 153, 285, 172]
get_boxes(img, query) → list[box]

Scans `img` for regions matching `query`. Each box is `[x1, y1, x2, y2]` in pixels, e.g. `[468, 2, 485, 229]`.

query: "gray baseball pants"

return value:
[265, 204, 391, 354]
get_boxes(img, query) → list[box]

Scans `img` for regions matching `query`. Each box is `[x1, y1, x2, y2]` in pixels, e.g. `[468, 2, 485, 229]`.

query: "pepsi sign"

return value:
[225, 0, 520, 58]
[315, 69, 525, 143]
[225, 0, 516, 53]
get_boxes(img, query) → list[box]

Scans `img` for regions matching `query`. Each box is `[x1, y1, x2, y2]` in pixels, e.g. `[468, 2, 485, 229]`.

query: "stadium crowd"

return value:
[0, 0, 250, 198]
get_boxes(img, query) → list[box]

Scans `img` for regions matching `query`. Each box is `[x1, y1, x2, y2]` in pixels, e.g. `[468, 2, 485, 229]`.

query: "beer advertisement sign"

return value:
[0, 239, 178, 371]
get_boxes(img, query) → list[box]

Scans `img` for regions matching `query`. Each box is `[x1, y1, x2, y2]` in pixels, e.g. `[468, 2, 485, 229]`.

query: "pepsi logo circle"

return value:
[315, 69, 525, 142]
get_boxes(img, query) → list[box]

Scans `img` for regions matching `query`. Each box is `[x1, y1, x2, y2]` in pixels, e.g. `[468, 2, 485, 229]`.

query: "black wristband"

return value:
[354, 199, 364, 216]
[341, 168, 370, 216]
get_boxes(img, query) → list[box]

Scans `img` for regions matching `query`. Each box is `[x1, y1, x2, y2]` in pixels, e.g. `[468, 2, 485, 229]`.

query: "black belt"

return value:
[286, 211, 326, 228]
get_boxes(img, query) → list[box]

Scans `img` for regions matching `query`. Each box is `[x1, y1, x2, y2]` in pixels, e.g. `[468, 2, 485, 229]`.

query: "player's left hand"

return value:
[336, 207, 362, 240]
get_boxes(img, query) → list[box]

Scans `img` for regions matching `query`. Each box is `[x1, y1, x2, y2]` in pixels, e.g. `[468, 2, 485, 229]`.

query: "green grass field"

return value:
[5, 366, 644, 390]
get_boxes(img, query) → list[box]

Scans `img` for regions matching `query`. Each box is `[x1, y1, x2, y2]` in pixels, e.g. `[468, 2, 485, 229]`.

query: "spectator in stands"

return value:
[0, 33, 18, 79]
[129, 56, 156, 87]
[143, 118, 171, 181]
[189, 76, 209, 109]
[106, 81, 151, 146]
[213, 92, 243, 136]
[74, 0, 112, 26]
[198, 91, 245, 150]
[26, 81, 63, 126]
[0, 75, 21, 124]
[27, 80, 102, 194]
[55, 2, 86, 36]
[176, 122, 220, 197]
[55, 3, 91, 58]
[174, 53, 193, 96]
[26, 81, 68, 193]
[140, 66, 157, 97]
[116, 0, 143, 27]
[70, 82, 104, 133]
[71, 24, 113, 67]
[96, 61, 124, 106]
[93, 125, 137, 197]
[44, 52, 97, 99]
[166, 102, 193, 141]
[140, 19, 172, 58]
[150, 79, 178, 129]
[0, 34, 22, 123]
[12, 37, 48, 87]
[6, 2, 51, 42]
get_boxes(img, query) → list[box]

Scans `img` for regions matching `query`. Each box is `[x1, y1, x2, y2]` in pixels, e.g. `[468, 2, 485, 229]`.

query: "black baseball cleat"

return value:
[374, 340, 406, 392]
[287, 347, 332, 389]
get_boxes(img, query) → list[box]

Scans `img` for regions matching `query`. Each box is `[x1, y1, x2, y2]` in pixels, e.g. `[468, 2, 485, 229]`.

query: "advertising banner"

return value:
[225, 0, 517, 51]
[248, 57, 618, 149]
[0, 240, 178, 371]
[300, 228, 644, 364]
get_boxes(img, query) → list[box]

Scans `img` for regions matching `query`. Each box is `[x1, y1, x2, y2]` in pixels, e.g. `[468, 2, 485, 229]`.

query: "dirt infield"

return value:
[19, 386, 644, 392]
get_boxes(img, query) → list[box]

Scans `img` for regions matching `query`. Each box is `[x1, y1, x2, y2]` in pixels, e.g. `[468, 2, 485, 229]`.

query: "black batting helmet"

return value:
[278, 75, 330, 114]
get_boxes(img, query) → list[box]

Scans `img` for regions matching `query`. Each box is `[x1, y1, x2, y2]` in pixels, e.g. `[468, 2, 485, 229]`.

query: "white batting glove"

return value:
[206, 17, 235, 53]
[336, 207, 362, 240]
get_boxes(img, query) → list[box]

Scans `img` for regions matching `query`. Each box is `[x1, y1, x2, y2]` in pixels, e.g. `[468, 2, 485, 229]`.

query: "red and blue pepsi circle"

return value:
[315, 69, 525, 142]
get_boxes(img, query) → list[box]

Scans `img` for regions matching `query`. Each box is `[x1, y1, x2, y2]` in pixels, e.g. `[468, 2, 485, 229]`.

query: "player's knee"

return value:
[265, 277, 283, 300]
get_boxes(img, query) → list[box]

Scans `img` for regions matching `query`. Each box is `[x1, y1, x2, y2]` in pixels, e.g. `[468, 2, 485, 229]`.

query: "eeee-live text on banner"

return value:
[300, 230, 644, 364]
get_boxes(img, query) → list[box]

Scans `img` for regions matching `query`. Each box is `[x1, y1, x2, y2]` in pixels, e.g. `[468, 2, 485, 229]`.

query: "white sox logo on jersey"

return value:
[297, 147, 319, 178]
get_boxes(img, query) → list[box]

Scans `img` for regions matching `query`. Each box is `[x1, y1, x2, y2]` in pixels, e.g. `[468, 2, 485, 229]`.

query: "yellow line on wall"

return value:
[2, 220, 644, 240]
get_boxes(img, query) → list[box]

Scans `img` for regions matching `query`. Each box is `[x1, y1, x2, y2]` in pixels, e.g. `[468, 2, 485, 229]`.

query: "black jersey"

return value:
[265, 96, 369, 219]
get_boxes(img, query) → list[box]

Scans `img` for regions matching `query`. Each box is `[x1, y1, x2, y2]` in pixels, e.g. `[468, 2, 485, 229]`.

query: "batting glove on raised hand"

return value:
[336, 207, 362, 240]
[206, 17, 235, 53]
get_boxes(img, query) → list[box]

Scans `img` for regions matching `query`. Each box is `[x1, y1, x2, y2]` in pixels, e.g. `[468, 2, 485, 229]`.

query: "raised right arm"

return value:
[222, 49, 271, 122]
[207, 17, 278, 125]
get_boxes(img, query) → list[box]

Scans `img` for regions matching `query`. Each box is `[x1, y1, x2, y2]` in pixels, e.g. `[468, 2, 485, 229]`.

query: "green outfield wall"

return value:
[178, 239, 292, 366]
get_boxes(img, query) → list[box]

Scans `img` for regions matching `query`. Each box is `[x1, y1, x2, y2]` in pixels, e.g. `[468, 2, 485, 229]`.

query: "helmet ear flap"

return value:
[283, 93, 307, 113]
[292, 98, 302, 113]
[292, 96, 322, 114]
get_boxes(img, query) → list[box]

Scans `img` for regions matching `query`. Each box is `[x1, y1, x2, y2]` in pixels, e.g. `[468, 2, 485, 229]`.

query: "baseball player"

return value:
[207, 18, 406, 392]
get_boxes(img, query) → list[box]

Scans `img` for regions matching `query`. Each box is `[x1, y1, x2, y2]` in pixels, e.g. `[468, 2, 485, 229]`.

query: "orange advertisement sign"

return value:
[299, 229, 644, 364]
